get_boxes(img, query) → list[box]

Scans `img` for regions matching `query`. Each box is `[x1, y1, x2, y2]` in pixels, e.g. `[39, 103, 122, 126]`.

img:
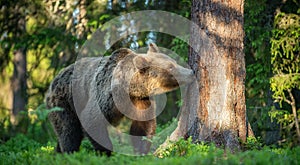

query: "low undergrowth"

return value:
[0, 134, 299, 165]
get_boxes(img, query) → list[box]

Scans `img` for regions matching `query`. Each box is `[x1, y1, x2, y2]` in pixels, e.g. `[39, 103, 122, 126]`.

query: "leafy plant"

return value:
[1, 135, 300, 165]
[155, 137, 212, 158]
[243, 136, 263, 150]
[270, 9, 300, 145]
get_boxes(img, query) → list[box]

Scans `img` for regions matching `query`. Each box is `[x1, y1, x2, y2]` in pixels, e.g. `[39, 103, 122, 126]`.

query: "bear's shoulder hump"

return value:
[110, 48, 135, 62]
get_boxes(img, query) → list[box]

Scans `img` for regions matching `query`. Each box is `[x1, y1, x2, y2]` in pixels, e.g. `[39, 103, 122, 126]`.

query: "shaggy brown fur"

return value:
[46, 43, 193, 155]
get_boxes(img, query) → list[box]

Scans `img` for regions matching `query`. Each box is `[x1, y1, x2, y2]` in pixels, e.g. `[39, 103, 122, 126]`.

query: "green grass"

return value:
[0, 134, 299, 165]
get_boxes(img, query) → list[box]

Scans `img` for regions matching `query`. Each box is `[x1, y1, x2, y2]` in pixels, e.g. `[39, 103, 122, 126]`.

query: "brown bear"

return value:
[45, 43, 194, 155]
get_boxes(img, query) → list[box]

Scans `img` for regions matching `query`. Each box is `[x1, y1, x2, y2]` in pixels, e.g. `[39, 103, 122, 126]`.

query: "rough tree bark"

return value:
[167, 0, 254, 151]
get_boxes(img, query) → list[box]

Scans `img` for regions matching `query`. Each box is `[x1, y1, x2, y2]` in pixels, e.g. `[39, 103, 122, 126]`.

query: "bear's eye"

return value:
[167, 64, 175, 71]
[139, 67, 148, 74]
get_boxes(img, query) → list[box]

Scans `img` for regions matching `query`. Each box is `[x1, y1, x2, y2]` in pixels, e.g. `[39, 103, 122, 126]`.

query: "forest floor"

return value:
[0, 134, 299, 165]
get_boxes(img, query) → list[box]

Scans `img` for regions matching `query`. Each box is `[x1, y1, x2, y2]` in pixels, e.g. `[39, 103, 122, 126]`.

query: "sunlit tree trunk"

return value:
[76, 0, 88, 40]
[168, 0, 254, 151]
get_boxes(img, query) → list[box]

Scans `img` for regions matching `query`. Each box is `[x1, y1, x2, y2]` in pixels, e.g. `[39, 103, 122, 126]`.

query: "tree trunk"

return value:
[11, 48, 27, 124]
[76, 0, 88, 40]
[167, 0, 254, 151]
[10, 12, 27, 125]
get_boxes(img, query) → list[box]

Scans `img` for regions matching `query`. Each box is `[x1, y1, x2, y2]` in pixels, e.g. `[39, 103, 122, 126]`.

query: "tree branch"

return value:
[288, 89, 300, 143]
[275, 96, 292, 105]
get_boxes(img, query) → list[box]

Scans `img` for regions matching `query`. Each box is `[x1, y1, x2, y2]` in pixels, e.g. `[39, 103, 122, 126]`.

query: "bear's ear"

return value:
[133, 56, 149, 70]
[147, 43, 160, 54]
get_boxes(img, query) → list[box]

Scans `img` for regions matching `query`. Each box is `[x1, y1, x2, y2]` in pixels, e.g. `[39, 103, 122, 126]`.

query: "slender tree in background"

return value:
[168, 0, 254, 151]
[75, 0, 88, 40]
[0, 1, 29, 124]
[1, 0, 77, 124]
[11, 42, 27, 124]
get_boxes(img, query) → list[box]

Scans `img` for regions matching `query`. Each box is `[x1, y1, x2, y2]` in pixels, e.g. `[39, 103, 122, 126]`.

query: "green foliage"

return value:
[155, 118, 177, 134]
[0, 134, 41, 153]
[1, 0, 299, 155]
[1, 135, 300, 165]
[271, 13, 300, 74]
[0, 105, 59, 144]
[270, 74, 300, 106]
[270, 7, 300, 145]
[270, 11, 300, 75]
[244, 0, 273, 105]
[26, 105, 61, 143]
[155, 137, 212, 158]
[244, 0, 300, 145]
[244, 0, 277, 144]
[269, 107, 294, 128]
[171, 38, 189, 62]
[29, 104, 62, 122]
[243, 136, 263, 150]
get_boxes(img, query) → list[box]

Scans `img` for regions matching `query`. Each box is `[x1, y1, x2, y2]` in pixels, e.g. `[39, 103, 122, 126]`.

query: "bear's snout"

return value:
[174, 67, 194, 85]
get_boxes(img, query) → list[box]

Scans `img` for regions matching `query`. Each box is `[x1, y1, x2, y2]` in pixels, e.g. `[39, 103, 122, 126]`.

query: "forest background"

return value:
[0, 0, 299, 164]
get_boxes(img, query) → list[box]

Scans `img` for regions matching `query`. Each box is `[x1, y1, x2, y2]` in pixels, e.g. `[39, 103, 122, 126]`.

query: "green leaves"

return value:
[29, 104, 62, 122]
[270, 10, 300, 145]
[1, 135, 300, 165]
[271, 13, 300, 74]
[270, 11, 300, 104]
[270, 74, 300, 106]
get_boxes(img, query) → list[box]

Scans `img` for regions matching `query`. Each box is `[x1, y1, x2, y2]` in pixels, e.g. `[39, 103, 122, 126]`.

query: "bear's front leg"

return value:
[130, 119, 156, 154]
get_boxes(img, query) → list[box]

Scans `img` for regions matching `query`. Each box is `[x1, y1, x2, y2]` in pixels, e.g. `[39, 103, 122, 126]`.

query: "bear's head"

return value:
[127, 43, 194, 98]
[111, 43, 194, 119]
